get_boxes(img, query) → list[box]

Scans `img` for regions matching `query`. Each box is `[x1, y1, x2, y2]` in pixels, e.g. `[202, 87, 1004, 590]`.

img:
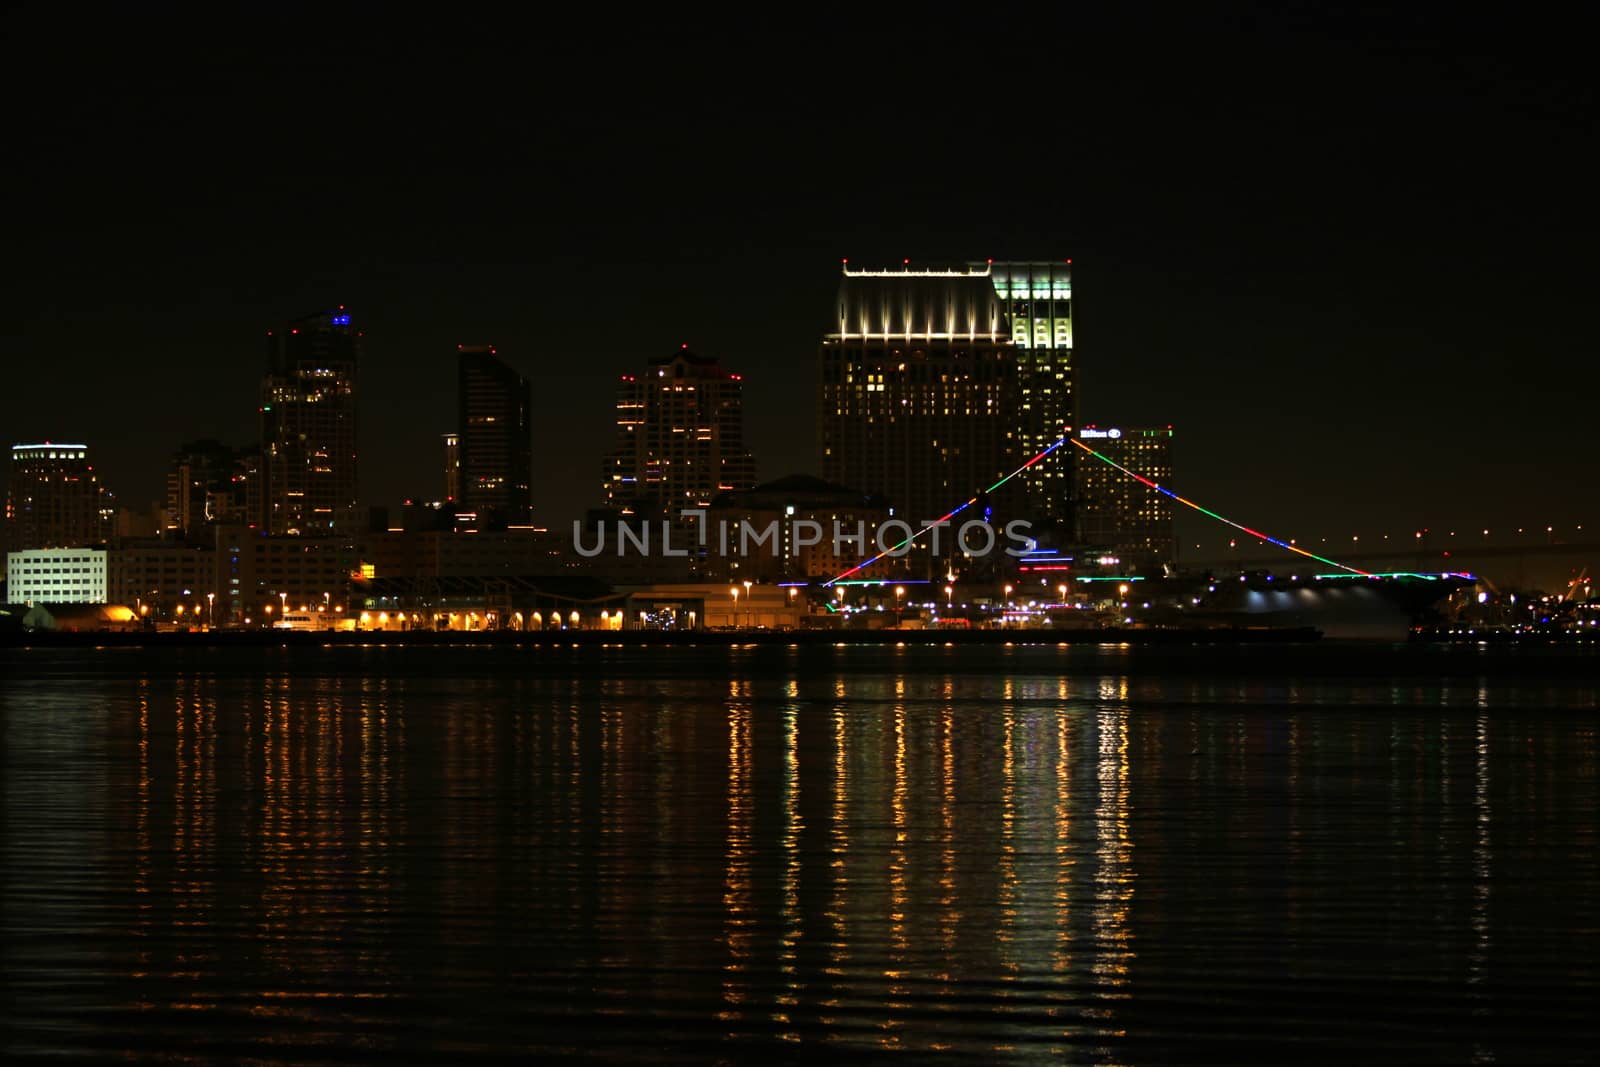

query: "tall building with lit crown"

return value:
[1075, 426, 1175, 568]
[981, 261, 1074, 521]
[5, 442, 113, 552]
[457, 346, 532, 527]
[605, 346, 756, 511]
[260, 308, 359, 534]
[818, 264, 1017, 525]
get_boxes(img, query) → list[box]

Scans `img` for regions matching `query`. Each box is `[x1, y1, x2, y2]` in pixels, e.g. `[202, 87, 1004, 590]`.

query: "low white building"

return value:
[6, 547, 109, 605]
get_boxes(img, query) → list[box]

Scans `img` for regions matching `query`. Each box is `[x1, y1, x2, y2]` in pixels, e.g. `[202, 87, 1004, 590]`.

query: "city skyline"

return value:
[5, 14, 1594, 550]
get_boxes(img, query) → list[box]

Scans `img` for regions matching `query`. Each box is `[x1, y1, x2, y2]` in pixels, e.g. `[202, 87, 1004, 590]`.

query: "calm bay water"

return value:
[1, 642, 1597, 1064]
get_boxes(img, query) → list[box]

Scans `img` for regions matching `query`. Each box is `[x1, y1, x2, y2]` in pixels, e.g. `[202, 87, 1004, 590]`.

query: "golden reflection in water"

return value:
[258, 675, 294, 973]
[938, 705, 958, 953]
[1470, 712, 1492, 993]
[822, 704, 849, 1015]
[358, 678, 396, 944]
[719, 701, 753, 1022]
[1091, 707, 1135, 1026]
[1053, 712, 1074, 976]
[775, 704, 802, 1041]
[996, 707, 1018, 964]
[878, 703, 911, 1049]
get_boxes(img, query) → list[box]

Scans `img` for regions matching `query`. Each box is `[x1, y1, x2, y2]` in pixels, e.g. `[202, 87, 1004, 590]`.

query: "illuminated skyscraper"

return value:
[605, 346, 756, 511]
[818, 264, 1017, 525]
[4, 442, 113, 552]
[457, 346, 532, 527]
[1075, 425, 1175, 568]
[981, 261, 1074, 521]
[260, 308, 359, 535]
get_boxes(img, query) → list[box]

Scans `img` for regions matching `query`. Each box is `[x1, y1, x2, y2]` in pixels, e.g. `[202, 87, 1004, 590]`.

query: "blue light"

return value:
[331, 314, 351, 326]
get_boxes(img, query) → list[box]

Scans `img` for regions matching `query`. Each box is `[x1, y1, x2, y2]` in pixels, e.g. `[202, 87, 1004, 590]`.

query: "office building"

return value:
[260, 308, 359, 534]
[457, 346, 532, 527]
[982, 261, 1074, 522]
[5, 442, 113, 552]
[7, 547, 108, 604]
[1075, 425, 1175, 568]
[605, 346, 756, 511]
[818, 264, 1017, 526]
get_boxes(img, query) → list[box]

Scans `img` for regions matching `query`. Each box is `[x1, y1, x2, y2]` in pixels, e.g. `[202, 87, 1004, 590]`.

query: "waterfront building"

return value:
[818, 264, 1017, 527]
[108, 540, 214, 620]
[359, 526, 571, 582]
[604, 346, 756, 511]
[6, 546, 108, 604]
[457, 346, 532, 527]
[1075, 425, 1176, 568]
[4, 442, 113, 552]
[110, 529, 358, 625]
[260, 308, 359, 534]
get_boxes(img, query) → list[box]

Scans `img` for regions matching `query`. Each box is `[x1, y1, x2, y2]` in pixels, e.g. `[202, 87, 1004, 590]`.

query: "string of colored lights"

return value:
[822, 434, 1071, 586]
[1069, 439, 1372, 576]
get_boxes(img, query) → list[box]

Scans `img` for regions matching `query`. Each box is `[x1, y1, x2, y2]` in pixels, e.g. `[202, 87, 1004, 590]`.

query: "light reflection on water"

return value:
[1, 643, 1598, 1063]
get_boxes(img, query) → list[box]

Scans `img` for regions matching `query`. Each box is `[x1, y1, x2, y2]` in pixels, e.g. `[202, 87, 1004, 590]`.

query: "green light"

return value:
[1311, 572, 1473, 581]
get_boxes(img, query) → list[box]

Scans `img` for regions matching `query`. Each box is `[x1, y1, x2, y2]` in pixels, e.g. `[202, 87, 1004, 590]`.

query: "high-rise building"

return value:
[457, 346, 532, 527]
[1075, 425, 1175, 568]
[605, 346, 756, 511]
[982, 261, 1074, 522]
[5, 442, 113, 552]
[260, 308, 359, 535]
[818, 265, 1017, 525]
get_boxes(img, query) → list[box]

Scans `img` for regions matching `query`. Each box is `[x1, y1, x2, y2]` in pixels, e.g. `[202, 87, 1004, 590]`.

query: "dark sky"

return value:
[5, 9, 1594, 552]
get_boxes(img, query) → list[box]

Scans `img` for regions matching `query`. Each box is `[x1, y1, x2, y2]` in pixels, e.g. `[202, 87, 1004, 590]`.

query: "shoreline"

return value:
[1, 626, 1324, 649]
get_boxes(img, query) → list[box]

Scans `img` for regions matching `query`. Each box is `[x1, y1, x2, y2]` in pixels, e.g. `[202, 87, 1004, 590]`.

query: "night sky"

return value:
[6, 10, 1593, 552]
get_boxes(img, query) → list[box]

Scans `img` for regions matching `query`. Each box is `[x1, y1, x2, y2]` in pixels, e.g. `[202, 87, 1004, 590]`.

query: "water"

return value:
[2, 643, 1597, 1063]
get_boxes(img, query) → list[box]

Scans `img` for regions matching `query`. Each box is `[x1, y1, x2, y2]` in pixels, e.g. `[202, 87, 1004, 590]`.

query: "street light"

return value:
[207, 592, 215, 630]
[1003, 583, 1014, 607]
[944, 584, 954, 609]
[730, 585, 740, 628]
[743, 580, 752, 625]
[1057, 583, 1068, 604]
